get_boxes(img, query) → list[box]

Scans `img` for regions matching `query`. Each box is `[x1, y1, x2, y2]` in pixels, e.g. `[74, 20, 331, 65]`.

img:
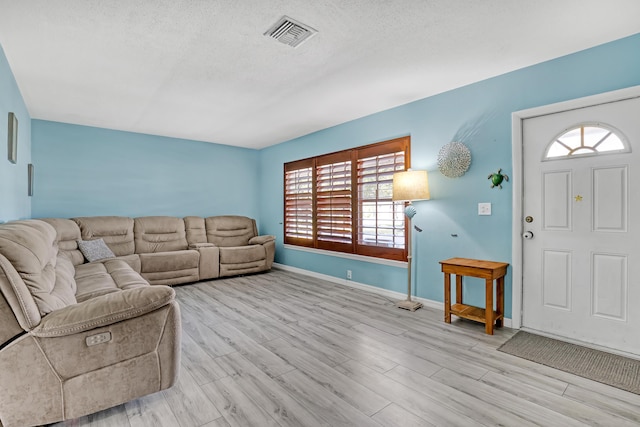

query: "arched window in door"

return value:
[544, 123, 629, 160]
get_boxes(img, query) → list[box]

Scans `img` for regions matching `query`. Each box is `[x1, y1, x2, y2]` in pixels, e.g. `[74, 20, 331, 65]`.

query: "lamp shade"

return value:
[392, 170, 430, 201]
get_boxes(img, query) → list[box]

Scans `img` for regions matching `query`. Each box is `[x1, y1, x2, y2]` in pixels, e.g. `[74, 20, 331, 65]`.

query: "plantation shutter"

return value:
[356, 138, 408, 261]
[283, 136, 409, 261]
[315, 152, 353, 252]
[284, 159, 314, 246]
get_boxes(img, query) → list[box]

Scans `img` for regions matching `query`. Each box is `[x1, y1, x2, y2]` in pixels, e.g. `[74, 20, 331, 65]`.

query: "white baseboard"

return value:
[273, 263, 513, 328]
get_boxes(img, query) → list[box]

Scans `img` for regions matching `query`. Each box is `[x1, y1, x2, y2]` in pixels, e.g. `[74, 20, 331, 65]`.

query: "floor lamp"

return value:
[392, 170, 430, 311]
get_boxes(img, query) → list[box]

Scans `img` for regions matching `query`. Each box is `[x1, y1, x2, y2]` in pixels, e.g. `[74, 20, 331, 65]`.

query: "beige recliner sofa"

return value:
[0, 215, 272, 426]
[47, 215, 275, 285]
[186, 215, 276, 277]
[0, 220, 181, 427]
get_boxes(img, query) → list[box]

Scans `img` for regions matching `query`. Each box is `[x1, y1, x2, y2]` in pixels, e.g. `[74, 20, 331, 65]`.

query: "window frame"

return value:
[284, 136, 410, 262]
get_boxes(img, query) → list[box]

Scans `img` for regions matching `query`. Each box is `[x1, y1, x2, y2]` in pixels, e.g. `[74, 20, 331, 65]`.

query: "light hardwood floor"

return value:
[52, 269, 640, 427]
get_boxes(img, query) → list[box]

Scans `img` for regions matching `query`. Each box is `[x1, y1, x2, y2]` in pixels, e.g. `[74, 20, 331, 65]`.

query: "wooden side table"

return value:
[440, 257, 509, 335]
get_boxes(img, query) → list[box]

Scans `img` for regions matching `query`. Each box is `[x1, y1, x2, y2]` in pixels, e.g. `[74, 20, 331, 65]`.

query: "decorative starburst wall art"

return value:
[437, 141, 471, 178]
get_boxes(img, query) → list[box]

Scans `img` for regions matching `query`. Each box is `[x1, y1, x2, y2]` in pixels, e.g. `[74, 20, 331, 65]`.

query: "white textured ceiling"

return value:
[1, 1, 639, 149]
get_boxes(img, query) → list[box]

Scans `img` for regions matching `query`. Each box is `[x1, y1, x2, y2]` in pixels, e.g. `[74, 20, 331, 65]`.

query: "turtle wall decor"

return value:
[488, 168, 509, 189]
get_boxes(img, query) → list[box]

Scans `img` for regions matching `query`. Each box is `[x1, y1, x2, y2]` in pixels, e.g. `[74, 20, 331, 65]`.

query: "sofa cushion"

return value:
[135, 216, 188, 253]
[184, 216, 207, 245]
[205, 216, 257, 247]
[35, 255, 78, 315]
[219, 245, 265, 264]
[114, 254, 142, 273]
[78, 238, 116, 262]
[55, 255, 78, 301]
[0, 220, 77, 317]
[73, 216, 135, 257]
[139, 250, 199, 273]
[104, 259, 148, 290]
[139, 250, 199, 285]
[75, 259, 148, 303]
[74, 263, 119, 302]
[40, 218, 85, 266]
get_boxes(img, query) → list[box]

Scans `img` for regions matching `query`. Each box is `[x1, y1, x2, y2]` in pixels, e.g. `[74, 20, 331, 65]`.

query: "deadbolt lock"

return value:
[525, 216, 533, 223]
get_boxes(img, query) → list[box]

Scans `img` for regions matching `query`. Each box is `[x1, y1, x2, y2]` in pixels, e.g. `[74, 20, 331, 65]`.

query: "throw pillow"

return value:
[77, 238, 116, 262]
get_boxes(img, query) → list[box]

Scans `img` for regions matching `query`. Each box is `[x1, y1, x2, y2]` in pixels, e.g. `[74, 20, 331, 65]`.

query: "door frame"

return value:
[510, 85, 640, 329]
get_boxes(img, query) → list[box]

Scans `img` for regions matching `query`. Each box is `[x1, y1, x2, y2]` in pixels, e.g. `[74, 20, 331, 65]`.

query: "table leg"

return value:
[496, 276, 504, 328]
[485, 279, 493, 335]
[456, 275, 463, 305]
[444, 273, 451, 323]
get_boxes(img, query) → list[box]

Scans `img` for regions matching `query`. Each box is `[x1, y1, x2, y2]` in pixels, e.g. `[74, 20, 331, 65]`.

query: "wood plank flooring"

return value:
[51, 269, 640, 427]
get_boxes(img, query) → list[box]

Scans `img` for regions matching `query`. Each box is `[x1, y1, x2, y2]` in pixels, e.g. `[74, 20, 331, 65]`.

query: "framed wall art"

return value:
[28, 163, 34, 196]
[8, 112, 18, 164]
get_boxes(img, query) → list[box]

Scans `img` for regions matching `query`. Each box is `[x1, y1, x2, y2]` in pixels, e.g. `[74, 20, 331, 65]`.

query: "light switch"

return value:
[478, 202, 492, 216]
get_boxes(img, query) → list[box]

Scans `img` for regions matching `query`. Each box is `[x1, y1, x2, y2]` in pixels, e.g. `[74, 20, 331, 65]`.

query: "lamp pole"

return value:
[392, 169, 430, 312]
[397, 203, 423, 311]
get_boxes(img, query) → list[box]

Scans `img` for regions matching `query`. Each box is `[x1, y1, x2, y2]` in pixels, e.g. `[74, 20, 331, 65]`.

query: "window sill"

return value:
[283, 244, 408, 268]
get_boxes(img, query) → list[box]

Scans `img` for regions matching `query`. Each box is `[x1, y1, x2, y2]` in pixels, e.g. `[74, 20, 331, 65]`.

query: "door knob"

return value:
[523, 231, 534, 239]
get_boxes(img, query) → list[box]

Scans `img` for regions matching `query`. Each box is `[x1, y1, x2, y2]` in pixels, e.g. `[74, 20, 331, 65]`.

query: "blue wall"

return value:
[13, 33, 640, 318]
[0, 44, 31, 222]
[32, 120, 260, 220]
[258, 33, 640, 318]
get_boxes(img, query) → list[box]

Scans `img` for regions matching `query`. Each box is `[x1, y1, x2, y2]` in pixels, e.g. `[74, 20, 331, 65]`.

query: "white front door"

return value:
[522, 95, 640, 356]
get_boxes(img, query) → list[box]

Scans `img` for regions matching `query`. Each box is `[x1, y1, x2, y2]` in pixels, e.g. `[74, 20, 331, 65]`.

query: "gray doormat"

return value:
[498, 331, 640, 394]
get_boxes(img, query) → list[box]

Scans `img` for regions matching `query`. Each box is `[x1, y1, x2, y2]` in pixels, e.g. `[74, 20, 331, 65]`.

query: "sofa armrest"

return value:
[189, 242, 217, 249]
[249, 235, 275, 245]
[30, 286, 175, 338]
[194, 245, 220, 280]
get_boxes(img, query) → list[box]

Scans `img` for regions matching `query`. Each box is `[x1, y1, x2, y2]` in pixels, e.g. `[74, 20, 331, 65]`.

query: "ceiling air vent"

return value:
[265, 16, 317, 48]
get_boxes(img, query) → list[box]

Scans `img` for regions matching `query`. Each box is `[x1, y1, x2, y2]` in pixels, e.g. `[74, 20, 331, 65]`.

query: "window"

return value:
[545, 124, 629, 160]
[284, 161, 313, 243]
[316, 152, 352, 251]
[284, 136, 409, 261]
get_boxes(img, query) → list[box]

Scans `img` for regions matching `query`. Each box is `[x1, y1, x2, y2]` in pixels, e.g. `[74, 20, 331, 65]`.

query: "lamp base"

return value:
[396, 299, 423, 311]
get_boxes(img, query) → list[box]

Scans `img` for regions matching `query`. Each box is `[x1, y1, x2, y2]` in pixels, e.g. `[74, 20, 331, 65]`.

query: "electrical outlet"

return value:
[346, 270, 352, 280]
[478, 202, 492, 216]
